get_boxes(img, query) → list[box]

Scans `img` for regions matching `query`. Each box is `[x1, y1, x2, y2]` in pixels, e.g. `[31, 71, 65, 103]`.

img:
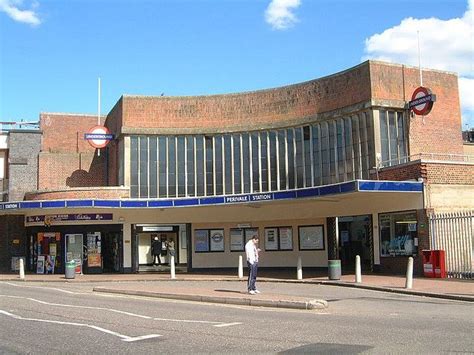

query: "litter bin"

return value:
[432, 250, 447, 278]
[328, 259, 341, 280]
[65, 261, 76, 279]
[422, 250, 434, 278]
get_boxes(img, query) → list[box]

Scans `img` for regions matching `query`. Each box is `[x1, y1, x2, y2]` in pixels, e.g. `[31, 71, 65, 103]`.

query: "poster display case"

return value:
[298, 225, 325, 250]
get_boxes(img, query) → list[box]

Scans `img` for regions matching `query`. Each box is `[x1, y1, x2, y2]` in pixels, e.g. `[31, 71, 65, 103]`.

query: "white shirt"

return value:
[245, 239, 259, 264]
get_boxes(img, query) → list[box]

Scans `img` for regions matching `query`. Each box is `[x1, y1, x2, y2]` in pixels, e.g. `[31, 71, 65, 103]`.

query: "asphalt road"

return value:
[0, 280, 472, 354]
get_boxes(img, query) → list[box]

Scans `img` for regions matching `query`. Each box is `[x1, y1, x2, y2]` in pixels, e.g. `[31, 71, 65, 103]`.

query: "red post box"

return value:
[422, 250, 435, 278]
[432, 250, 447, 278]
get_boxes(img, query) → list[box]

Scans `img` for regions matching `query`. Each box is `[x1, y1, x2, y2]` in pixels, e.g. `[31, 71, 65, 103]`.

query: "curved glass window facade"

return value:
[129, 110, 403, 198]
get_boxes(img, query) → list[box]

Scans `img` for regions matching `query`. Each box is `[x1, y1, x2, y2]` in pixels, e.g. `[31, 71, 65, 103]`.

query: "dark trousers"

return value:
[153, 254, 161, 265]
[247, 261, 258, 291]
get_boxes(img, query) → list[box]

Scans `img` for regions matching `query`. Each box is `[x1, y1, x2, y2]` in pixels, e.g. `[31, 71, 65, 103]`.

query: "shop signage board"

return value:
[26, 213, 113, 224]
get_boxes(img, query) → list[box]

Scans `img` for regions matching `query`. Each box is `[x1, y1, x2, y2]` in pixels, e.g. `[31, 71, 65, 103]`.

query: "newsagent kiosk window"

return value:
[379, 211, 418, 257]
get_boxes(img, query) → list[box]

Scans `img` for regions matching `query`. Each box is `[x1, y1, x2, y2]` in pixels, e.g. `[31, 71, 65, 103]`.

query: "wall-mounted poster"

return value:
[230, 229, 244, 251]
[194, 230, 209, 252]
[180, 231, 187, 249]
[210, 229, 225, 252]
[265, 228, 278, 250]
[245, 228, 259, 243]
[299, 225, 325, 250]
[279, 227, 293, 250]
[49, 243, 57, 257]
[45, 255, 55, 274]
[36, 255, 45, 274]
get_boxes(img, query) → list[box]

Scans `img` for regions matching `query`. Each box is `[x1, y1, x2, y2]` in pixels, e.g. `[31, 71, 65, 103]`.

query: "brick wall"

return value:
[120, 63, 373, 131]
[375, 161, 474, 185]
[40, 113, 104, 153]
[425, 163, 474, 185]
[8, 131, 42, 201]
[38, 113, 108, 189]
[25, 187, 129, 200]
[369, 62, 464, 156]
[0, 215, 26, 272]
[374, 162, 426, 182]
[38, 152, 106, 189]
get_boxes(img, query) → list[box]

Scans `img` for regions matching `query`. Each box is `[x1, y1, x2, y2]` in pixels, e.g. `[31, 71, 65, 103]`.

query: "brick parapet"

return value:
[375, 161, 474, 185]
[119, 62, 373, 133]
[24, 187, 130, 201]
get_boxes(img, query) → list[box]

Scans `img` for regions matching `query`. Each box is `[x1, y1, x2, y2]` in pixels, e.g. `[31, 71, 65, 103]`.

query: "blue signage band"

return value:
[0, 180, 423, 212]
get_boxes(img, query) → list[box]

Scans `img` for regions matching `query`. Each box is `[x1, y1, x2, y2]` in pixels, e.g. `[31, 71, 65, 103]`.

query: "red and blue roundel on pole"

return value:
[84, 126, 114, 149]
[408, 86, 436, 116]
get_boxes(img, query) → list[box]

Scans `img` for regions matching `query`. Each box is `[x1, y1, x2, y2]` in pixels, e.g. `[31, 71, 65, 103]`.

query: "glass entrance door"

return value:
[338, 215, 372, 271]
[65, 234, 83, 274]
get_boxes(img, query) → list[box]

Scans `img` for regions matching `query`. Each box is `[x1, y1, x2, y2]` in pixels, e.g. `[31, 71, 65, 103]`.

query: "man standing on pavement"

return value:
[245, 235, 261, 295]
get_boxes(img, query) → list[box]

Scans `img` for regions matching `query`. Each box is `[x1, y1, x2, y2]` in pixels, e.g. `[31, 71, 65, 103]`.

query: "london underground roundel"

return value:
[408, 86, 435, 116]
[84, 125, 114, 149]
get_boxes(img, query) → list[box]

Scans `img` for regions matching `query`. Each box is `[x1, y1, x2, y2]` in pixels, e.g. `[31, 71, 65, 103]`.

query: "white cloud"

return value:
[0, 0, 41, 26]
[265, 0, 301, 30]
[363, 0, 474, 128]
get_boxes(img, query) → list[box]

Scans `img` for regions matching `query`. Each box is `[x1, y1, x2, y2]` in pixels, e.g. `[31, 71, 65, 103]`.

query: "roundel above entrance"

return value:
[408, 86, 436, 116]
[84, 125, 114, 149]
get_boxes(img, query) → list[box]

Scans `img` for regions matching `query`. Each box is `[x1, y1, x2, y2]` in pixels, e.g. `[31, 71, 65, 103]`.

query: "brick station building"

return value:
[1, 60, 473, 276]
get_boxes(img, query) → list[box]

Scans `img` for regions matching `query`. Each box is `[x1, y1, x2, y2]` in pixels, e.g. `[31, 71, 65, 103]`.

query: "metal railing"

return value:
[429, 211, 474, 279]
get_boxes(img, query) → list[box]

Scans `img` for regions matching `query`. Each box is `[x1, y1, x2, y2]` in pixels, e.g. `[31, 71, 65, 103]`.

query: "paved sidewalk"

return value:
[1, 270, 472, 308]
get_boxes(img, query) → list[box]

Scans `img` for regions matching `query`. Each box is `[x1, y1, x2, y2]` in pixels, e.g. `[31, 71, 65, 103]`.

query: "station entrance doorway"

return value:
[338, 215, 372, 271]
[132, 224, 188, 272]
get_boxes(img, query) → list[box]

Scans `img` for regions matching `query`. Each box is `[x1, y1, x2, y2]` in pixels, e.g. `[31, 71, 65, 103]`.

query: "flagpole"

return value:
[417, 31, 423, 86]
[97, 77, 101, 157]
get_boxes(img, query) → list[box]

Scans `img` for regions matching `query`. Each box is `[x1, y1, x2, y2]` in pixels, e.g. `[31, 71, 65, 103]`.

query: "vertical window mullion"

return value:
[310, 126, 314, 187]
[174, 137, 178, 197]
[302, 128, 306, 187]
[138, 137, 141, 197]
[165, 137, 169, 197]
[240, 135, 244, 193]
[276, 131, 280, 190]
[213, 137, 216, 195]
[285, 130, 289, 190]
[293, 128, 297, 187]
[184, 136, 188, 196]
[194, 136, 197, 196]
[267, 132, 271, 190]
[249, 133, 253, 193]
[204, 136, 207, 196]
[258, 133, 262, 192]
[222, 136, 226, 194]
[231, 135, 235, 194]
[318, 124, 322, 185]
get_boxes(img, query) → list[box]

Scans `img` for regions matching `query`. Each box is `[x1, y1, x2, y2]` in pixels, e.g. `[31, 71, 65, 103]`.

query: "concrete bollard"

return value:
[355, 255, 362, 283]
[405, 256, 413, 289]
[170, 255, 176, 279]
[19, 258, 25, 280]
[297, 256, 303, 280]
[238, 255, 243, 279]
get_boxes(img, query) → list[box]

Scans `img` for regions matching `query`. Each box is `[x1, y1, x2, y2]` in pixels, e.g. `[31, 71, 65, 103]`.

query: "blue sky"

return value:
[0, 0, 472, 128]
